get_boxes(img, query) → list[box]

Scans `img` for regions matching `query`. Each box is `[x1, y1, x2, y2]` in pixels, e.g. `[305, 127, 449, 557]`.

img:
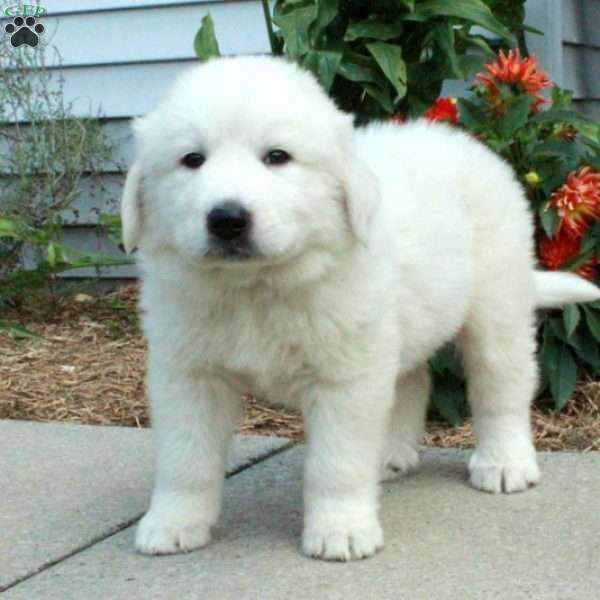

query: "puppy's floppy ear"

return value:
[121, 161, 143, 254]
[341, 156, 380, 246]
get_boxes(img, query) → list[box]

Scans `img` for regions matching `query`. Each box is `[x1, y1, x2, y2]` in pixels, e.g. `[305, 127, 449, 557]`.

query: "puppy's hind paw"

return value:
[380, 442, 419, 482]
[135, 510, 211, 555]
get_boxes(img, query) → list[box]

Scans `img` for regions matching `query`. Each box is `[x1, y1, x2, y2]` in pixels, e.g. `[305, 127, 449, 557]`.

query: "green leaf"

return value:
[456, 98, 486, 129]
[313, 0, 338, 34]
[273, 3, 317, 59]
[538, 164, 571, 196]
[432, 22, 462, 78]
[0, 320, 44, 340]
[429, 343, 463, 377]
[47, 242, 57, 268]
[574, 330, 600, 369]
[406, 0, 515, 43]
[345, 18, 400, 42]
[540, 324, 560, 389]
[549, 317, 581, 349]
[521, 23, 543, 36]
[549, 345, 578, 411]
[531, 109, 584, 126]
[301, 49, 343, 92]
[361, 82, 395, 113]
[578, 120, 600, 144]
[551, 87, 574, 111]
[497, 94, 533, 138]
[530, 139, 584, 161]
[431, 375, 467, 426]
[366, 42, 407, 99]
[583, 306, 600, 342]
[455, 54, 487, 79]
[456, 30, 494, 55]
[0, 216, 19, 238]
[560, 234, 596, 271]
[563, 304, 580, 339]
[539, 205, 559, 238]
[194, 14, 221, 62]
[337, 59, 382, 85]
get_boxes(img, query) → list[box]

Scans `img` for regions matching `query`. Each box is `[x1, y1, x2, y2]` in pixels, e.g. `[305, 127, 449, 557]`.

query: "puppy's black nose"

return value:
[206, 201, 251, 241]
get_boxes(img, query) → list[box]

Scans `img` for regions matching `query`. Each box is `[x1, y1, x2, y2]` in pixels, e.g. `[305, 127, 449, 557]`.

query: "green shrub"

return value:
[272, 0, 529, 121]
[0, 45, 132, 332]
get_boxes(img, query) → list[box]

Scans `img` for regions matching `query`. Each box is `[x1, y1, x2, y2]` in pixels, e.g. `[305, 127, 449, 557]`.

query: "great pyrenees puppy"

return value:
[122, 56, 599, 561]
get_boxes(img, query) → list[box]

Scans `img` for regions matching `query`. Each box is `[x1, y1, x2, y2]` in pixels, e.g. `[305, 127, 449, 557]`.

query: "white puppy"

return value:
[121, 56, 600, 561]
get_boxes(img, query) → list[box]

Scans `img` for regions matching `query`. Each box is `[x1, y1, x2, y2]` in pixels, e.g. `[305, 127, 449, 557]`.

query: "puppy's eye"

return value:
[181, 152, 206, 169]
[263, 149, 291, 166]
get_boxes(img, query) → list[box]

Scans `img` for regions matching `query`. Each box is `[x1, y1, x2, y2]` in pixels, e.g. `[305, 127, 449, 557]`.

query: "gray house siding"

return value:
[527, 0, 600, 118]
[2, 0, 599, 281]
[562, 0, 600, 119]
[32, 0, 271, 278]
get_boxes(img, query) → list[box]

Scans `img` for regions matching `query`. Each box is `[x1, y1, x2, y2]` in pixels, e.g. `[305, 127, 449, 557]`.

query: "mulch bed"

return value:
[1, 285, 599, 452]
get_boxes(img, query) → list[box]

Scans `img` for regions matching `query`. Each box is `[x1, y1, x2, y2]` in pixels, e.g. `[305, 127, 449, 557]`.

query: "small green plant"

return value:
[0, 45, 131, 332]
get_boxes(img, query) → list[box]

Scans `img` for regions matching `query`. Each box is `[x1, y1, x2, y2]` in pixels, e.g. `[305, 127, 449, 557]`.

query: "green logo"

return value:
[3, 4, 46, 47]
[4, 4, 46, 17]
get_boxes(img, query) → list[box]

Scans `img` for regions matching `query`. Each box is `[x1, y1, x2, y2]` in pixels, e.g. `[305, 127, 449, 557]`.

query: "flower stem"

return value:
[261, 0, 277, 55]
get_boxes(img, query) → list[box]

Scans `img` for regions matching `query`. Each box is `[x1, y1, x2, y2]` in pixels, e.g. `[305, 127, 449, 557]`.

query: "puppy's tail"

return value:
[534, 271, 600, 309]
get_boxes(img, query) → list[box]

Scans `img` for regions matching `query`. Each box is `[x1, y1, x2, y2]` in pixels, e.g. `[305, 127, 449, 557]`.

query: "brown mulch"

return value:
[1, 285, 599, 452]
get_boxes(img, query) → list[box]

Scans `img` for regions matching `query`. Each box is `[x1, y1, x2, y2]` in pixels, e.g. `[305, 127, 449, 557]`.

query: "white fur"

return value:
[122, 56, 600, 561]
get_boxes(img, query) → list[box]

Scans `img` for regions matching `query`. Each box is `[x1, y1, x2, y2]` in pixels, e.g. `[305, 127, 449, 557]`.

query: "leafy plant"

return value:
[270, 0, 526, 121]
[0, 45, 131, 330]
[196, 1, 525, 120]
[428, 50, 600, 417]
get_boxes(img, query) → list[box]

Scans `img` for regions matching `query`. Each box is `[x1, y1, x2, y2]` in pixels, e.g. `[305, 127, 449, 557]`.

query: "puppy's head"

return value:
[121, 56, 379, 273]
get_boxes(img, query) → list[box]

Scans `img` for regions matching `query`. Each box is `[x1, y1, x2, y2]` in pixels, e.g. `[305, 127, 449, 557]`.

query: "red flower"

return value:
[547, 167, 600, 237]
[538, 232, 597, 280]
[477, 49, 552, 112]
[425, 97, 458, 124]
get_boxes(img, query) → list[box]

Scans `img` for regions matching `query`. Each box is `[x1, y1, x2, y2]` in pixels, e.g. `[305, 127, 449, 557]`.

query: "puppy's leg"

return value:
[381, 365, 430, 481]
[458, 313, 539, 494]
[302, 377, 394, 561]
[136, 362, 241, 555]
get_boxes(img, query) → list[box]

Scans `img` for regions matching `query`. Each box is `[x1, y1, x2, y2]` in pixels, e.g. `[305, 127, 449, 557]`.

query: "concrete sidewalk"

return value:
[1, 420, 598, 599]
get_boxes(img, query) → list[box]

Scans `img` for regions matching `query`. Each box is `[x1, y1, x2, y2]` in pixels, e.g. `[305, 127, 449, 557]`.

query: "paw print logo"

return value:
[4, 16, 45, 47]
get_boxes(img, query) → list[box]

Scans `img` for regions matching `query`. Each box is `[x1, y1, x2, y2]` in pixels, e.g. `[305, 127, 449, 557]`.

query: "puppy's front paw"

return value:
[469, 448, 540, 494]
[135, 509, 211, 555]
[302, 511, 383, 561]
[381, 441, 419, 481]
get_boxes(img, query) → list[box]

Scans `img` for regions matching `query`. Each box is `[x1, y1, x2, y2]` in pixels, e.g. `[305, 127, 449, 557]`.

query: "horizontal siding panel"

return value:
[98, 118, 135, 168]
[0, 174, 123, 224]
[572, 99, 600, 120]
[562, 0, 600, 48]
[563, 44, 600, 99]
[59, 174, 124, 225]
[0, 119, 133, 176]
[59, 61, 193, 118]
[43, 0, 221, 14]
[38, 1, 270, 68]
